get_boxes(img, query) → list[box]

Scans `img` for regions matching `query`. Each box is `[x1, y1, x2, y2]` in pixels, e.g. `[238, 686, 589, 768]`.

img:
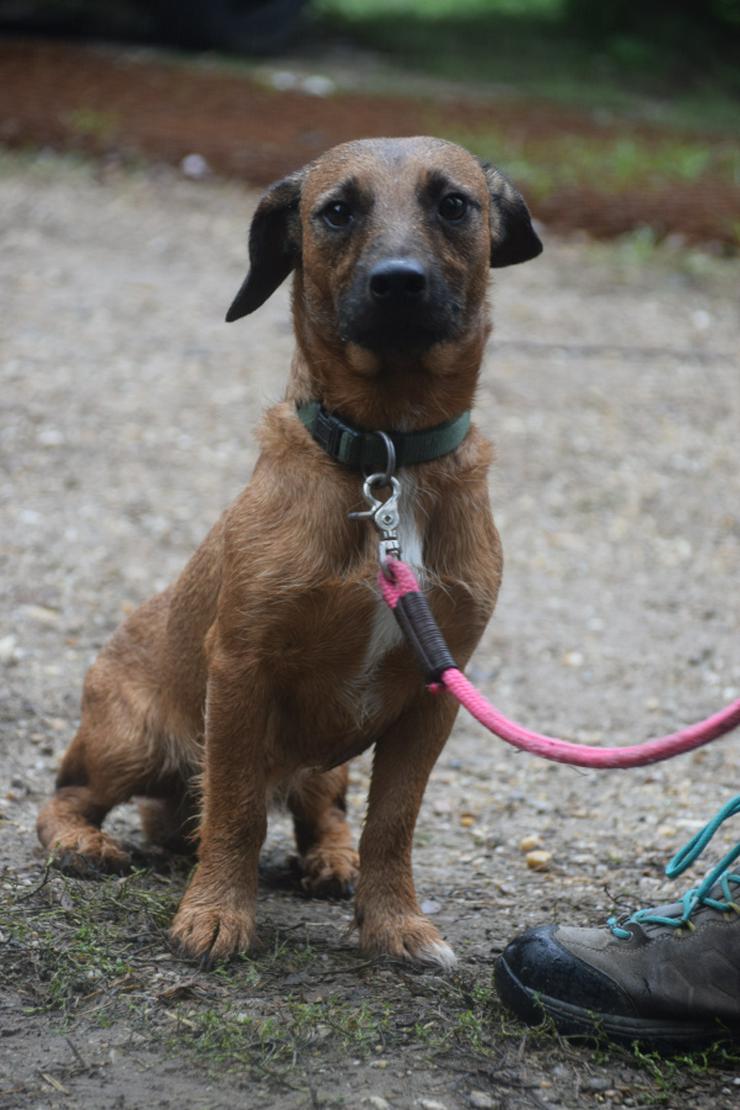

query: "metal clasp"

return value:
[348, 430, 403, 576]
[348, 473, 402, 576]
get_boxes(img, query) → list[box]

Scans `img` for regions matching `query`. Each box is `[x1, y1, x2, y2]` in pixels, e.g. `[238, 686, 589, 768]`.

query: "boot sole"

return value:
[495, 953, 740, 1054]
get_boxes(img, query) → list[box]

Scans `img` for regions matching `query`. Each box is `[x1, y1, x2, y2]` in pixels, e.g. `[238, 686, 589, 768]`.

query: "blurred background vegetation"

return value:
[317, 0, 740, 128]
[1, 0, 738, 251]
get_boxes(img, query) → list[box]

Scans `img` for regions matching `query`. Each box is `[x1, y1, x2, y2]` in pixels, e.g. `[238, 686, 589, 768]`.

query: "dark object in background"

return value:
[154, 0, 309, 53]
[0, 0, 310, 54]
[564, 0, 740, 41]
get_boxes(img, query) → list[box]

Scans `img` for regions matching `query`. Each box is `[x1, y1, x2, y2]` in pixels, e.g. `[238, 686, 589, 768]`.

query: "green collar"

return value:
[296, 402, 471, 470]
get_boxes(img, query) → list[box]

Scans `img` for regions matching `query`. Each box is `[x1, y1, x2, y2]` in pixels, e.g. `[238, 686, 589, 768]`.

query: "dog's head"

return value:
[227, 138, 541, 415]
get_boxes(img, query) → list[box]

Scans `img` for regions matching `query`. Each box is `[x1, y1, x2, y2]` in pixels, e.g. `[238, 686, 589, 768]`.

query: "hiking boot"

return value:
[495, 795, 740, 1052]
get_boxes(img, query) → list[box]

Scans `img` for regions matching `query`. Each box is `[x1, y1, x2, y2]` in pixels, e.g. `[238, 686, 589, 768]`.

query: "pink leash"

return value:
[379, 557, 740, 769]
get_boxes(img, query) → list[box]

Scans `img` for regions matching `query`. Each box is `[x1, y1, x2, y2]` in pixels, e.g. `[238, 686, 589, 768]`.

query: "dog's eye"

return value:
[322, 201, 353, 229]
[438, 194, 468, 222]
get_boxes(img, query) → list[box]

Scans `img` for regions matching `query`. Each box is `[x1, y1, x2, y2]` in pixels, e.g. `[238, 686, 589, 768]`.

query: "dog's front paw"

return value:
[170, 899, 256, 964]
[300, 845, 359, 899]
[48, 829, 131, 877]
[358, 911, 457, 970]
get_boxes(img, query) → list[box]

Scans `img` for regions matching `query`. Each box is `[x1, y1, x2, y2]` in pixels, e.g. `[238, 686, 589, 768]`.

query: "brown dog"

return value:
[37, 137, 541, 967]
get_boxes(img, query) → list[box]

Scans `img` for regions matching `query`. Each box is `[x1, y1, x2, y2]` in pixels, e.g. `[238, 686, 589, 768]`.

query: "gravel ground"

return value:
[1, 151, 739, 1108]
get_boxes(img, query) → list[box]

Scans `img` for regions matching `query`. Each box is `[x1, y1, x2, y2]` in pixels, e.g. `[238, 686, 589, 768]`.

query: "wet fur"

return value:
[37, 136, 541, 966]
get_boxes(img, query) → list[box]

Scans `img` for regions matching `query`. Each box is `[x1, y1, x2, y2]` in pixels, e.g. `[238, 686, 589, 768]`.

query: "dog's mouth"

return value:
[341, 308, 461, 353]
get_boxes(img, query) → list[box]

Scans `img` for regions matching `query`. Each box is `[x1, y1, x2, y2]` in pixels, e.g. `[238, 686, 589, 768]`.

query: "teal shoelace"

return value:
[609, 795, 740, 939]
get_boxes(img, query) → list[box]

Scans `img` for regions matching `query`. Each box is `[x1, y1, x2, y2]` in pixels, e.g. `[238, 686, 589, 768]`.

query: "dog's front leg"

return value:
[170, 657, 267, 963]
[356, 693, 460, 969]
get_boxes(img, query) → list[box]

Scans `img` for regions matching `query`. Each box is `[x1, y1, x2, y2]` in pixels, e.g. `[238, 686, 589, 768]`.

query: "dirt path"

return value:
[1, 152, 739, 1108]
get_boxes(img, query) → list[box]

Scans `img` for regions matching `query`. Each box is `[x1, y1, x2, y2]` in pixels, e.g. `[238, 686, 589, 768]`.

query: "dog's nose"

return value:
[368, 259, 427, 302]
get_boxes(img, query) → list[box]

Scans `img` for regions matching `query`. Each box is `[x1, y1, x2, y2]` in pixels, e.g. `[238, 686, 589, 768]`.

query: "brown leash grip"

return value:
[393, 590, 458, 685]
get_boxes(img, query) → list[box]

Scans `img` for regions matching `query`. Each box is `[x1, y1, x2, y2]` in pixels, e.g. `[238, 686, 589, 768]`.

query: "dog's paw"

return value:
[358, 912, 457, 971]
[48, 829, 131, 877]
[170, 900, 256, 964]
[300, 845, 359, 899]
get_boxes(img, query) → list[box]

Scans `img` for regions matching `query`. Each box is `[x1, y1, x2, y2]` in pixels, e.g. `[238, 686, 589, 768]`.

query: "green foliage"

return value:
[65, 108, 120, 142]
[447, 122, 738, 205]
[317, 0, 740, 129]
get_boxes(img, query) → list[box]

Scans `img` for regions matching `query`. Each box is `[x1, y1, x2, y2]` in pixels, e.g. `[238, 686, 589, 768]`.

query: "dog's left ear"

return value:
[480, 162, 543, 268]
[226, 168, 306, 322]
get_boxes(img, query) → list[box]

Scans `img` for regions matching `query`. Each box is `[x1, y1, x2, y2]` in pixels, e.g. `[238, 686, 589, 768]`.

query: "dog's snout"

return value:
[368, 259, 427, 302]
[345, 253, 454, 350]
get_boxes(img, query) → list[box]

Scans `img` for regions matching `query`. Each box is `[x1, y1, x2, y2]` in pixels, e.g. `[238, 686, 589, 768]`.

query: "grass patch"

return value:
[166, 996, 391, 1077]
[0, 866, 182, 1019]
[0, 863, 543, 1081]
[64, 107, 120, 143]
[448, 125, 740, 198]
[629, 1043, 740, 1105]
[2, 862, 740, 1098]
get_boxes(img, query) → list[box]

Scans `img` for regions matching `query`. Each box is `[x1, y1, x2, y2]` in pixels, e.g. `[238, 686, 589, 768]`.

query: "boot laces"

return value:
[608, 795, 740, 939]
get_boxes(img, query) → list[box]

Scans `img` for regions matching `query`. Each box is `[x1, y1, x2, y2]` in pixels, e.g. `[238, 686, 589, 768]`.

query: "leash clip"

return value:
[348, 430, 403, 576]
[348, 473, 403, 576]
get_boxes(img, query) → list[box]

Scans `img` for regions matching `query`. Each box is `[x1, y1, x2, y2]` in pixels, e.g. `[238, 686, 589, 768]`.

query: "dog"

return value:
[37, 136, 542, 967]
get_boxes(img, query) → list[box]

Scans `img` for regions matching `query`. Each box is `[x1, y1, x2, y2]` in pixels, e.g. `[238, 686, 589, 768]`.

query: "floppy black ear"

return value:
[480, 162, 543, 268]
[225, 169, 306, 322]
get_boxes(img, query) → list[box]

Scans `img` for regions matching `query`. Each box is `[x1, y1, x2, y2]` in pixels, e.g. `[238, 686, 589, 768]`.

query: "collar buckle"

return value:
[312, 406, 345, 458]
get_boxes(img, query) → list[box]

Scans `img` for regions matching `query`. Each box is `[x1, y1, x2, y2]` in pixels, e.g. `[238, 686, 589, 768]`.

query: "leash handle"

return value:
[379, 557, 740, 770]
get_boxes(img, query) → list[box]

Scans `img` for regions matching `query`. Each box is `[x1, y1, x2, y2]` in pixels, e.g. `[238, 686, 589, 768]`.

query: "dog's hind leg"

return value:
[37, 664, 173, 876]
[288, 765, 359, 898]
[37, 730, 135, 875]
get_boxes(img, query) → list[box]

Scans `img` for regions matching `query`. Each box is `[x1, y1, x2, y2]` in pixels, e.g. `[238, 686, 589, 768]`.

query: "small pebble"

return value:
[180, 153, 210, 180]
[469, 1093, 495, 1109]
[519, 834, 543, 853]
[586, 1076, 610, 1092]
[302, 74, 335, 97]
[20, 604, 59, 624]
[364, 1098, 390, 1110]
[269, 70, 298, 91]
[459, 813, 477, 828]
[0, 635, 20, 666]
[420, 900, 441, 915]
[419, 1101, 448, 1110]
[526, 849, 552, 871]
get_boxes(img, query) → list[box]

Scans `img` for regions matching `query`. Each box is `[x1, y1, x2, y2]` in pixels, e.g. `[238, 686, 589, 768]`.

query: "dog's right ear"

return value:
[225, 169, 306, 322]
